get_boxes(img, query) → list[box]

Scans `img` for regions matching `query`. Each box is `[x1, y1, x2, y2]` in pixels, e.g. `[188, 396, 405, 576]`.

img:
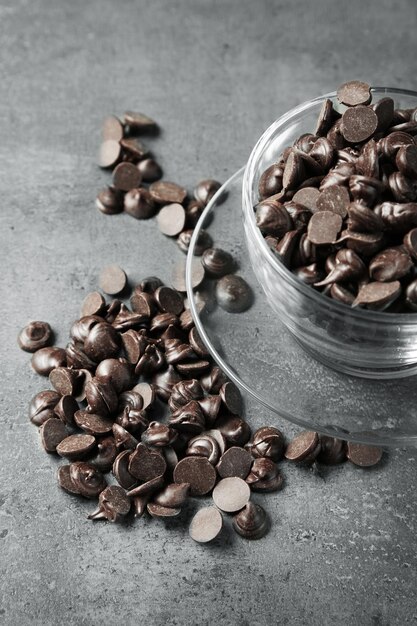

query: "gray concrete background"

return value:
[1, 0, 417, 624]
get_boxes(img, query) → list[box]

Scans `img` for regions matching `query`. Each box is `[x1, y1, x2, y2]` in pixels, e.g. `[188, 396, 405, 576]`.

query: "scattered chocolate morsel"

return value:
[88, 485, 131, 522]
[215, 275, 253, 313]
[248, 427, 285, 462]
[120, 137, 149, 161]
[233, 502, 269, 540]
[201, 248, 235, 278]
[294, 263, 324, 285]
[49, 367, 82, 397]
[113, 450, 137, 489]
[95, 358, 132, 393]
[200, 365, 229, 394]
[169, 379, 204, 412]
[132, 382, 156, 409]
[337, 80, 371, 107]
[154, 286, 184, 316]
[176, 360, 210, 377]
[212, 476, 251, 513]
[186, 433, 220, 465]
[171, 258, 205, 292]
[353, 280, 401, 310]
[157, 203, 186, 237]
[193, 179, 221, 206]
[285, 431, 320, 463]
[256, 200, 293, 237]
[216, 447, 253, 479]
[57, 465, 80, 495]
[142, 421, 178, 447]
[169, 400, 205, 435]
[124, 187, 157, 219]
[112, 423, 139, 450]
[128, 443, 167, 482]
[177, 229, 213, 256]
[123, 110, 158, 133]
[74, 410, 114, 436]
[31, 347, 67, 376]
[99, 140, 121, 169]
[317, 435, 346, 465]
[99, 265, 127, 296]
[84, 322, 120, 362]
[189, 506, 223, 543]
[188, 327, 208, 358]
[102, 115, 124, 142]
[29, 390, 61, 426]
[307, 211, 342, 245]
[39, 418, 68, 453]
[56, 434, 96, 460]
[137, 158, 163, 182]
[70, 462, 107, 498]
[198, 395, 221, 426]
[112, 162, 142, 191]
[96, 186, 124, 215]
[346, 442, 383, 467]
[152, 365, 182, 401]
[152, 483, 190, 508]
[18, 321, 53, 353]
[292, 187, 320, 212]
[219, 382, 242, 414]
[173, 456, 216, 496]
[149, 181, 187, 205]
[70, 315, 102, 343]
[165, 338, 195, 364]
[216, 414, 251, 447]
[53, 395, 78, 427]
[347, 202, 385, 234]
[246, 458, 283, 492]
[369, 247, 413, 282]
[316, 185, 350, 218]
[85, 377, 118, 416]
[81, 292, 106, 318]
[89, 436, 118, 472]
[147, 503, 181, 518]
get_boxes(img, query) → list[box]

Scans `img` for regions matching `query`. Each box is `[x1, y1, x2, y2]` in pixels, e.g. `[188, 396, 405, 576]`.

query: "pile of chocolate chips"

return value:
[257, 80, 417, 312]
[19, 270, 384, 542]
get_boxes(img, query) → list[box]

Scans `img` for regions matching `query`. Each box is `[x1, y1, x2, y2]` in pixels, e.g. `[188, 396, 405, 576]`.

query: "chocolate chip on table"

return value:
[353, 280, 401, 310]
[39, 418, 68, 453]
[96, 186, 124, 215]
[201, 248, 235, 277]
[29, 390, 61, 426]
[123, 110, 158, 133]
[285, 431, 321, 463]
[70, 462, 107, 498]
[112, 162, 142, 191]
[215, 275, 253, 313]
[56, 434, 96, 460]
[152, 482, 190, 508]
[154, 286, 184, 315]
[189, 327, 208, 358]
[112, 450, 137, 489]
[346, 442, 383, 467]
[177, 229, 213, 256]
[171, 258, 205, 292]
[31, 347, 67, 376]
[219, 382, 242, 414]
[88, 485, 131, 522]
[189, 506, 223, 543]
[307, 211, 342, 245]
[246, 458, 283, 492]
[81, 292, 106, 317]
[18, 321, 53, 353]
[232, 502, 269, 540]
[57, 465, 80, 495]
[247, 426, 285, 462]
[95, 358, 132, 393]
[216, 447, 253, 479]
[99, 264, 127, 296]
[74, 410, 114, 436]
[99, 140, 121, 169]
[120, 137, 149, 161]
[337, 80, 371, 107]
[149, 181, 187, 205]
[193, 179, 221, 206]
[102, 115, 124, 141]
[317, 435, 346, 465]
[124, 187, 156, 219]
[89, 436, 118, 472]
[147, 503, 181, 518]
[156, 202, 187, 238]
[49, 367, 82, 397]
[212, 477, 251, 513]
[136, 158, 163, 182]
[128, 443, 167, 482]
[173, 456, 216, 496]
[186, 433, 221, 465]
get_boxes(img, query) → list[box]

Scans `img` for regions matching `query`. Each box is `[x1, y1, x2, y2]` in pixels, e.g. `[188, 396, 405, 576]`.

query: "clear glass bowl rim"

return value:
[242, 86, 417, 324]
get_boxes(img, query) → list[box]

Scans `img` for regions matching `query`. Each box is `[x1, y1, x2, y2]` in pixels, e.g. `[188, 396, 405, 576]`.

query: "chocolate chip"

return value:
[154, 286, 184, 315]
[74, 410, 114, 436]
[95, 358, 132, 393]
[258, 163, 284, 199]
[31, 347, 67, 376]
[255, 200, 293, 237]
[396, 145, 417, 178]
[212, 476, 251, 513]
[215, 275, 253, 313]
[39, 418, 68, 453]
[346, 442, 383, 467]
[147, 503, 181, 518]
[171, 258, 205, 292]
[156, 203, 186, 237]
[316, 185, 350, 217]
[29, 390, 61, 426]
[112, 424, 139, 451]
[124, 187, 157, 219]
[70, 462, 107, 498]
[373, 97, 394, 131]
[246, 458, 283, 491]
[177, 229, 213, 256]
[123, 110, 158, 133]
[219, 382, 242, 414]
[120, 137, 149, 161]
[136, 158, 163, 182]
[81, 292, 106, 317]
[215, 415, 251, 447]
[84, 322, 120, 362]
[57, 465, 80, 495]
[232, 502, 269, 540]
[317, 435, 346, 465]
[201, 248, 235, 277]
[176, 360, 210, 377]
[216, 447, 253, 479]
[56, 434, 96, 460]
[85, 377, 118, 416]
[102, 115, 124, 141]
[88, 485, 131, 522]
[198, 396, 221, 426]
[186, 433, 221, 465]
[369, 247, 412, 282]
[49, 367, 82, 397]
[347, 202, 385, 233]
[95, 186, 124, 215]
[152, 482, 190, 508]
[285, 431, 320, 462]
[315, 99, 337, 136]
[193, 179, 221, 205]
[248, 426, 285, 462]
[341, 106, 378, 143]
[188, 327, 208, 357]
[173, 456, 216, 496]
[112, 450, 137, 489]
[54, 395, 78, 427]
[406, 279, 417, 310]
[18, 321, 53, 353]
[292, 187, 320, 212]
[307, 211, 342, 245]
[98, 140, 121, 169]
[141, 421, 178, 447]
[169, 379, 204, 412]
[353, 281, 401, 310]
[89, 436, 118, 472]
[149, 181, 187, 205]
[112, 162, 142, 191]
[132, 382, 156, 409]
[282, 150, 305, 190]
[99, 265, 127, 296]
[337, 80, 371, 106]
[189, 506, 223, 543]
[152, 365, 182, 401]
[128, 443, 167, 482]
[169, 400, 205, 435]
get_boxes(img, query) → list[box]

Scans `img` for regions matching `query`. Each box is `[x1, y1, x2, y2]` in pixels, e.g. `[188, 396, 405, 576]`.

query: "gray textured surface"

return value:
[2, 1, 417, 624]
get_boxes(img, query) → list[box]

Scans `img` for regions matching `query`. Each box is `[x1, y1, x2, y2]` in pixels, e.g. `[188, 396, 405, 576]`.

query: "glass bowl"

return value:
[185, 167, 417, 447]
[243, 87, 417, 379]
